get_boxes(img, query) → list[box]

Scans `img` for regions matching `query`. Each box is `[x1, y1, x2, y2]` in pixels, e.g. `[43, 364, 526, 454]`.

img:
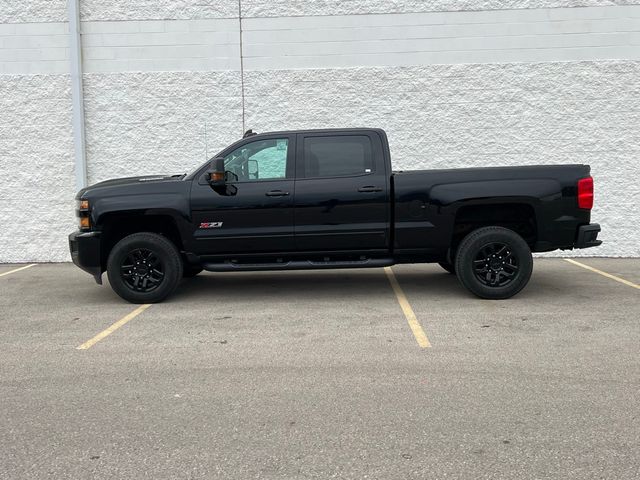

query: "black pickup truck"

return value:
[70, 128, 601, 303]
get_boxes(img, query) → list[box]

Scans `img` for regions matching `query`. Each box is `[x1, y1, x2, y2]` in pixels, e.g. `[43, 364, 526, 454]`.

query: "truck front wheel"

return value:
[107, 232, 183, 303]
[455, 226, 533, 300]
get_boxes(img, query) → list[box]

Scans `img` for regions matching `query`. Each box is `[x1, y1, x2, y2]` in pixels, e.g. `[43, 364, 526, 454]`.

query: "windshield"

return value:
[184, 156, 218, 181]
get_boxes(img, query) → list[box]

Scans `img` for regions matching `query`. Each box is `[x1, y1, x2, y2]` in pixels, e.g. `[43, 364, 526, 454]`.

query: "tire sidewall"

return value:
[107, 233, 182, 303]
[455, 227, 533, 300]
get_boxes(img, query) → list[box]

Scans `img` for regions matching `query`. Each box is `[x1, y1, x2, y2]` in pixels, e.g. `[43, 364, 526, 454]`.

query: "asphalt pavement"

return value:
[0, 259, 638, 479]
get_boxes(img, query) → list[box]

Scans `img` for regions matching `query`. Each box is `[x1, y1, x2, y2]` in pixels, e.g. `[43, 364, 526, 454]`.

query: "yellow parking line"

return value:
[76, 304, 152, 350]
[564, 259, 640, 290]
[0, 264, 37, 277]
[384, 267, 431, 348]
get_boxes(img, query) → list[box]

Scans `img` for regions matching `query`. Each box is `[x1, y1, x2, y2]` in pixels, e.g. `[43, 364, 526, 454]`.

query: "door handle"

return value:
[265, 190, 290, 197]
[358, 186, 383, 193]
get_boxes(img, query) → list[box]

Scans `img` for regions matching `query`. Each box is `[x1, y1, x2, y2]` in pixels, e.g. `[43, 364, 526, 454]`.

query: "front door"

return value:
[190, 135, 295, 255]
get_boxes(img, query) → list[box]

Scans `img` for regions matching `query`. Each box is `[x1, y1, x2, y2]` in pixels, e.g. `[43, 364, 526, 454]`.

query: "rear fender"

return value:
[429, 179, 561, 209]
[430, 179, 559, 248]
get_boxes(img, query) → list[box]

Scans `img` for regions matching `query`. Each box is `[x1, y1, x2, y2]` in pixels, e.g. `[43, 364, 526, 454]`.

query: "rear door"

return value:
[293, 131, 390, 252]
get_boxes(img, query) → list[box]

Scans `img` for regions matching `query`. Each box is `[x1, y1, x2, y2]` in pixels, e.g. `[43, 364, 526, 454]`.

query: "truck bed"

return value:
[392, 164, 592, 253]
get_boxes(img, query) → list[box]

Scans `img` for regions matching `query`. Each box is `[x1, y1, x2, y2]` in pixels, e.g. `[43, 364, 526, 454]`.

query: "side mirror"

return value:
[248, 159, 259, 179]
[207, 157, 226, 186]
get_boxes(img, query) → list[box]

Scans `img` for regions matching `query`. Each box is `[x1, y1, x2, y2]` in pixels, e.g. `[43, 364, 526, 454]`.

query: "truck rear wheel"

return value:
[455, 226, 533, 300]
[107, 232, 183, 304]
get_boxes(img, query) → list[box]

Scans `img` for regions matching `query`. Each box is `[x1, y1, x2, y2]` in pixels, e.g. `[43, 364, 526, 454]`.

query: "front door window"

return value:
[224, 138, 289, 182]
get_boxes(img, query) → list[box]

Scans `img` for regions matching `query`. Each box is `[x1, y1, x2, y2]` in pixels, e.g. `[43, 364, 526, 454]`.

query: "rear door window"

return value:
[301, 135, 373, 178]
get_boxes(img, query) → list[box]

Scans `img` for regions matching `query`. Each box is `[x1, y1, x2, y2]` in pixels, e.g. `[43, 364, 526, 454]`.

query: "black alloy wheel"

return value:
[107, 232, 183, 303]
[455, 226, 533, 300]
[472, 242, 519, 287]
[120, 248, 165, 293]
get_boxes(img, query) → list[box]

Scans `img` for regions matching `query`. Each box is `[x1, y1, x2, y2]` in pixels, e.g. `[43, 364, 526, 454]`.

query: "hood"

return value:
[76, 174, 185, 199]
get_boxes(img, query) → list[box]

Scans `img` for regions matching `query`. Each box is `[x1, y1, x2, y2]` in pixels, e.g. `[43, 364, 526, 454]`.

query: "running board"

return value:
[202, 258, 395, 272]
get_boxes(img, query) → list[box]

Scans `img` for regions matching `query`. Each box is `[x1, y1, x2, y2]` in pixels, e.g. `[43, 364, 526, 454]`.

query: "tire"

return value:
[454, 226, 533, 300]
[183, 265, 203, 278]
[107, 232, 183, 304]
[438, 261, 456, 275]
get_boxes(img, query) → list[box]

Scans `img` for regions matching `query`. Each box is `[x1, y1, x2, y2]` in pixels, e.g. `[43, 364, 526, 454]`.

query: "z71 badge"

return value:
[199, 222, 223, 229]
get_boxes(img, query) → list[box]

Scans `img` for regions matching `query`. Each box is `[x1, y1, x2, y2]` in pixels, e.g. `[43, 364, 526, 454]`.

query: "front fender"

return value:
[91, 193, 191, 229]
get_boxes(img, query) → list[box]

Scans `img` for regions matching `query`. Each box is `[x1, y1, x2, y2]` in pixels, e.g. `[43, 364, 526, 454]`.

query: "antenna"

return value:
[204, 121, 208, 160]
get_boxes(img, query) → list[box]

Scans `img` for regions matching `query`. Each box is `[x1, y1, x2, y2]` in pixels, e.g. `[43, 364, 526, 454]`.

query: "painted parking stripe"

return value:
[76, 304, 152, 350]
[564, 259, 640, 290]
[0, 264, 37, 277]
[384, 267, 431, 348]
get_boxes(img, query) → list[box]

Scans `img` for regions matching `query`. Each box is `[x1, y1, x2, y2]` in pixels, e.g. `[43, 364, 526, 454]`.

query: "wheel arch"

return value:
[447, 201, 538, 262]
[97, 211, 185, 271]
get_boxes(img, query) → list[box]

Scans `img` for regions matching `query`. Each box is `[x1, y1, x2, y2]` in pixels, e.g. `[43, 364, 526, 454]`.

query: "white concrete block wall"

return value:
[80, 0, 238, 21]
[83, 71, 243, 184]
[244, 61, 640, 257]
[242, 0, 640, 17]
[0, 75, 76, 262]
[0, 0, 67, 23]
[0, 1, 74, 262]
[1, 1, 639, 262]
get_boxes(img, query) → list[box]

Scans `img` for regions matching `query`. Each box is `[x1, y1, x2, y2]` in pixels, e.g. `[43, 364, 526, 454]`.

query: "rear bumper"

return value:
[574, 223, 602, 249]
[69, 231, 103, 284]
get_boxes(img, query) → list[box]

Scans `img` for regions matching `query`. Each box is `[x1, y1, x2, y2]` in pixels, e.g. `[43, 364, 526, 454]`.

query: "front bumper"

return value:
[574, 223, 602, 249]
[69, 231, 103, 284]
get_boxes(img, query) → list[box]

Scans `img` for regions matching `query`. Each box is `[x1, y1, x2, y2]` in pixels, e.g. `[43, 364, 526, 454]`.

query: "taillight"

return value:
[577, 177, 594, 210]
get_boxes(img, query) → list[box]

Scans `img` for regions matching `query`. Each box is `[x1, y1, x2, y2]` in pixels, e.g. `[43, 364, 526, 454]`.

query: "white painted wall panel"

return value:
[243, 6, 640, 69]
[0, 22, 69, 74]
[81, 19, 240, 72]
